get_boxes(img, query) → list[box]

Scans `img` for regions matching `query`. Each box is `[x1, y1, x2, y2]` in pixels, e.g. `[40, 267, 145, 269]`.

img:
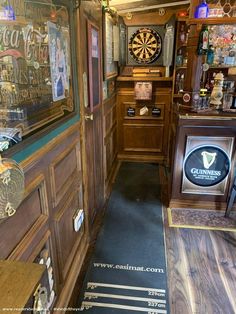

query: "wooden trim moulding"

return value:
[21, 122, 81, 172]
[49, 141, 81, 208]
[54, 239, 89, 313]
[8, 216, 49, 261]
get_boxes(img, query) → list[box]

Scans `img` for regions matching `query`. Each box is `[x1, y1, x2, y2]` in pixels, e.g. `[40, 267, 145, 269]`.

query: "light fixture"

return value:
[126, 12, 133, 20]
[159, 8, 166, 16]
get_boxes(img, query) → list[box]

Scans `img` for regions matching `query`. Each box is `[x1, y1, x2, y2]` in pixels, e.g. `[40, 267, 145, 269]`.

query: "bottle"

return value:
[175, 73, 180, 93]
[197, 25, 209, 55]
[178, 73, 185, 92]
[206, 45, 214, 65]
[183, 52, 188, 66]
[176, 49, 183, 66]
[194, 0, 209, 18]
[179, 24, 186, 44]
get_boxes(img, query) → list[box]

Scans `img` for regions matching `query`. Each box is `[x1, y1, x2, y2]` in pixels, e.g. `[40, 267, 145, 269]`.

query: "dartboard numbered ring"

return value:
[128, 28, 162, 64]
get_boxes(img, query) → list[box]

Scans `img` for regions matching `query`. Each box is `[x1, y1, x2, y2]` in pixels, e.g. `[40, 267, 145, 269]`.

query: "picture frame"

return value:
[87, 20, 101, 111]
[0, 1, 76, 153]
[103, 10, 118, 80]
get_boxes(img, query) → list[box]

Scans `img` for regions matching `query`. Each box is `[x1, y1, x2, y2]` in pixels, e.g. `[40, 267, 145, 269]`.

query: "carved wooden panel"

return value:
[93, 109, 105, 209]
[0, 174, 48, 260]
[54, 191, 84, 282]
[123, 124, 164, 152]
[50, 143, 81, 207]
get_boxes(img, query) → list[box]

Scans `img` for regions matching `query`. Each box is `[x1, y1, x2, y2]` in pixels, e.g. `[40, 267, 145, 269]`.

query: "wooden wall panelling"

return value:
[0, 122, 88, 309]
[78, 0, 105, 232]
[50, 141, 81, 208]
[24, 230, 57, 308]
[54, 189, 85, 283]
[123, 123, 164, 152]
[123, 9, 184, 26]
[0, 173, 49, 260]
[103, 94, 118, 198]
[93, 110, 105, 211]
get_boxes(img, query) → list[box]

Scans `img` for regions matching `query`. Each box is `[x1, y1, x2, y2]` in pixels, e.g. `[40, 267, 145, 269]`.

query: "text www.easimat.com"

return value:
[93, 262, 165, 273]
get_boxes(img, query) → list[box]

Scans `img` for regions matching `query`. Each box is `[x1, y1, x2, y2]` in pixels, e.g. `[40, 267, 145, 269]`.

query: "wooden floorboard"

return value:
[164, 208, 236, 314]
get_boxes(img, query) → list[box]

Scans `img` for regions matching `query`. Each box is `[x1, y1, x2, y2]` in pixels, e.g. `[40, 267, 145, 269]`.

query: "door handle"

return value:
[85, 114, 93, 121]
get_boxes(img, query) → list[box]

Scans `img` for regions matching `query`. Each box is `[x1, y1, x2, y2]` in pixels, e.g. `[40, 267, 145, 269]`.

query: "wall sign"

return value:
[127, 107, 135, 117]
[184, 146, 230, 187]
[134, 81, 152, 100]
[103, 11, 118, 79]
[87, 20, 101, 111]
[152, 107, 161, 116]
[182, 136, 234, 195]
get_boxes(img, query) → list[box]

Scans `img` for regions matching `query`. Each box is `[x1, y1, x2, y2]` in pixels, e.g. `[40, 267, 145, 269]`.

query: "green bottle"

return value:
[207, 45, 214, 65]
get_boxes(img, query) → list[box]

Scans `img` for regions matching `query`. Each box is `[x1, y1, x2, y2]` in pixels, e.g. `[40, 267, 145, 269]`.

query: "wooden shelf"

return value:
[124, 115, 161, 120]
[176, 66, 188, 69]
[0, 17, 28, 25]
[173, 94, 183, 98]
[117, 76, 173, 82]
[177, 16, 189, 22]
[188, 17, 236, 25]
[208, 65, 236, 69]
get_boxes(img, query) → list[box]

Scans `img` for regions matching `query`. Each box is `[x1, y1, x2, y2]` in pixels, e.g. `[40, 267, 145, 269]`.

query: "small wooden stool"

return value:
[225, 176, 236, 217]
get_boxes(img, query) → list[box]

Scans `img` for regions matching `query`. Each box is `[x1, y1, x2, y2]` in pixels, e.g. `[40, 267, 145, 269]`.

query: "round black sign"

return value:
[184, 146, 230, 187]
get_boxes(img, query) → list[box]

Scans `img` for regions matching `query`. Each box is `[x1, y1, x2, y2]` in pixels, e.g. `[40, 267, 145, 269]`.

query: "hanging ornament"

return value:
[0, 155, 24, 219]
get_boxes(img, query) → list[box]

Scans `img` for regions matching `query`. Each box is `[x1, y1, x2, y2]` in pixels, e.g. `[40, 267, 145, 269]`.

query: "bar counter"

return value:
[169, 107, 236, 211]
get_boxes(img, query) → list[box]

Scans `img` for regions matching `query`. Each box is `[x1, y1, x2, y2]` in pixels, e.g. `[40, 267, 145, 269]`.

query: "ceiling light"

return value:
[126, 12, 133, 20]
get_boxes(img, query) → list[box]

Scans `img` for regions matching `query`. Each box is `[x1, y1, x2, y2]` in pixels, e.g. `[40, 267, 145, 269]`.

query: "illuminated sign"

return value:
[184, 146, 230, 187]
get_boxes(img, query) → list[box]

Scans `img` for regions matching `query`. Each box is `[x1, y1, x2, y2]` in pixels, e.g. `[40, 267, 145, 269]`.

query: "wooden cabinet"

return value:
[169, 112, 236, 211]
[117, 78, 172, 163]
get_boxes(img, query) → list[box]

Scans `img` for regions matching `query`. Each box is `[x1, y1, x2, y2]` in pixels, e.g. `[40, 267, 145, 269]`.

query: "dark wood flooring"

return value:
[165, 221, 236, 314]
[161, 166, 236, 314]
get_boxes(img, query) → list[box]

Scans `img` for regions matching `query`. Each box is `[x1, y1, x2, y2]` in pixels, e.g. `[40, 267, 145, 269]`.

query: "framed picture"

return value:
[87, 20, 101, 111]
[103, 11, 118, 79]
[134, 81, 152, 100]
[0, 1, 75, 153]
[48, 21, 70, 102]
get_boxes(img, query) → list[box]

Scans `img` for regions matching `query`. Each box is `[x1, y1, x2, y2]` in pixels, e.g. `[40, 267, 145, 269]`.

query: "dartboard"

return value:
[128, 28, 162, 64]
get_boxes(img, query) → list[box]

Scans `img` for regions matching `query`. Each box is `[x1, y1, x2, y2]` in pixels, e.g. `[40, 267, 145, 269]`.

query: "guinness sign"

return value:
[184, 146, 230, 187]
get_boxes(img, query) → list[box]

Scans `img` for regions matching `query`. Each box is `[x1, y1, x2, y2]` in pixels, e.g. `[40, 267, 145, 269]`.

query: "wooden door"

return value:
[78, 2, 105, 232]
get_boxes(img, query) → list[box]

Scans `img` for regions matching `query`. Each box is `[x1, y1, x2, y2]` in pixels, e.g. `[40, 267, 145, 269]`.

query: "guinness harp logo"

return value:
[184, 145, 230, 187]
[201, 151, 217, 169]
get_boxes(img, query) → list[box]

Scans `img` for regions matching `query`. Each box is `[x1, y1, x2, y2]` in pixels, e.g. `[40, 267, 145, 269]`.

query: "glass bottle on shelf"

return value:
[197, 25, 209, 55]
[183, 52, 188, 66]
[179, 24, 186, 44]
[175, 73, 180, 93]
[206, 45, 214, 65]
[179, 73, 185, 92]
[176, 49, 183, 66]
[175, 73, 180, 94]
[194, 0, 209, 18]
